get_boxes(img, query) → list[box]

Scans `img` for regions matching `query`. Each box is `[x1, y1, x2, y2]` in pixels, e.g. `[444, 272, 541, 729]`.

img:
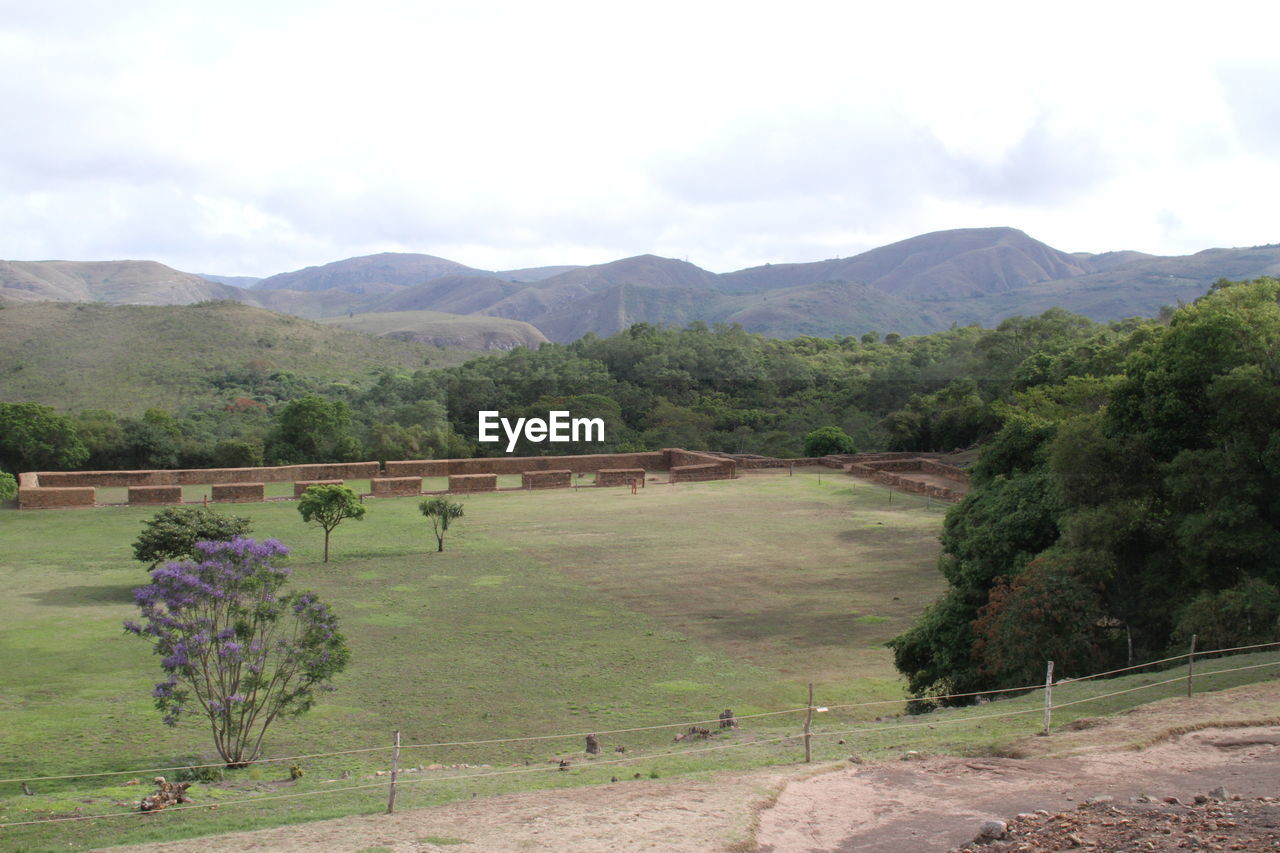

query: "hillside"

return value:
[318, 309, 549, 350]
[0, 301, 481, 413]
[0, 259, 241, 305]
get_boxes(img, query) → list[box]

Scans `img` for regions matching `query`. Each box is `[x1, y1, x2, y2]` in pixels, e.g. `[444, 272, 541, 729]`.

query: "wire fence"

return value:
[3, 639, 1278, 832]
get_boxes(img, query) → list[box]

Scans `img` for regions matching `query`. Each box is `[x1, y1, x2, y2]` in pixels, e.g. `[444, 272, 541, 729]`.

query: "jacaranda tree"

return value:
[125, 538, 350, 767]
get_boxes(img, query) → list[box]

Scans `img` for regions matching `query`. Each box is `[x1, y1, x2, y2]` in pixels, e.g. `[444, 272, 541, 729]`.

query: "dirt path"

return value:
[111, 683, 1280, 853]
[753, 726, 1280, 852]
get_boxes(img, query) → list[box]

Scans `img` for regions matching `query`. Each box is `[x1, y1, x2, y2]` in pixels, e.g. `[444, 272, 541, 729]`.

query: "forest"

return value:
[0, 304, 1142, 474]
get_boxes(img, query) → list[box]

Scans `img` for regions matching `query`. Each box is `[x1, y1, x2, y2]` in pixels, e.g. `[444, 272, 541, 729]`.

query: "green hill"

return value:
[318, 309, 549, 350]
[0, 301, 487, 413]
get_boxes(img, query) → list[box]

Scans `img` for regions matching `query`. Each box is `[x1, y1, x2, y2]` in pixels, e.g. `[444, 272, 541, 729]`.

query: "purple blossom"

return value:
[125, 536, 348, 766]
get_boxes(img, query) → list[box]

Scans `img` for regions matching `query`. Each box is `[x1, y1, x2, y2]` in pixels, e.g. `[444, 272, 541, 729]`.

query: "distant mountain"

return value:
[8, 231, 1280, 345]
[198, 273, 263, 288]
[720, 227, 1091, 299]
[495, 265, 583, 282]
[0, 260, 240, 304]
[255, 252, 484, 292]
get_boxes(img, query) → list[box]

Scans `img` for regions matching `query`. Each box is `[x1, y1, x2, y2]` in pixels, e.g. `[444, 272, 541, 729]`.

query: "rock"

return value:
[1086, 795, 1115, 805]
[1208, 786, 1229, 801]
[976, 819, 1007, 840]
[1194, 794, 1209, 804]
[1162, 796, 1181, 805]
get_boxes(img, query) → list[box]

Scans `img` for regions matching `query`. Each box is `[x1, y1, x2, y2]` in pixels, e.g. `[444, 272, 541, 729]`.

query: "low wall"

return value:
[34, 462, 379, 488]
[370, 477, 422, 497]
[16, 449, 739, 510]
[128, 485, 182, 506]
[845, 457, 968, 502]
[920, 459, 969, 484]
[670, 463, 733, 483]
[385, 451, 668, 478]
[663, 449, 736, 479]
[596, 468, 645, 487]
[522, 470, 571, 489]
[18, 485, 95, 509]
[294, 479, 344, 497]
[211, 483, 265, 503]
[449, 473, 497, 493]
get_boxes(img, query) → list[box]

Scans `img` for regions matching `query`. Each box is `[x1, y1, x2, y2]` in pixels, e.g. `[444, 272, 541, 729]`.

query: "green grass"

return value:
[1, 470, 1276, 850]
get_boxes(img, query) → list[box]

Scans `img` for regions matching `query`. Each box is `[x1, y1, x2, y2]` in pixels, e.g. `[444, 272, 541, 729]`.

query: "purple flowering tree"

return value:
[124, 537, 350, 767]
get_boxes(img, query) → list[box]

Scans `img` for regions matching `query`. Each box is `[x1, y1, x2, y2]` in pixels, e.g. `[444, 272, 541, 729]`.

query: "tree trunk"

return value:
[323, 530, 331, 563]
[437, 536, 444, 552]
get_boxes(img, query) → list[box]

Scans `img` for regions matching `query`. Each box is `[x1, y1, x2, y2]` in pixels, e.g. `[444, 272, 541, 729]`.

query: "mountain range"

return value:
[4, 227, 1279, 343]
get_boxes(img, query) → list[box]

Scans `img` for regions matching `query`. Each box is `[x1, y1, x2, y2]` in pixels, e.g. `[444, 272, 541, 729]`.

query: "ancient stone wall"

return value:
[379, 459, 450, 478]
[521, 470, 572, 489]
[919, 459, 969, 484]
[35, 462, 379, 488]
[663, 449, 736, 478]
[370, 477, 422, 497]
[15, 471, 94, 508]
[669, 463, 733, 483]
[384, 451, 667, 478]
[294, 479, 345, 497]
[596, 468, 645, 487]
[211, 483, 265, 503]
[448, 474, 498, 492]
[128, 486, 183, 506]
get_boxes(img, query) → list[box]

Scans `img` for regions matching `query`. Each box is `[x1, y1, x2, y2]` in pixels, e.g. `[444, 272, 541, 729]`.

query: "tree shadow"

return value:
[26, 583, 139, 607]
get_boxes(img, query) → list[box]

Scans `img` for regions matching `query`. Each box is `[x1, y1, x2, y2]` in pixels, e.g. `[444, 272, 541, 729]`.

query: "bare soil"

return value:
[113, 683, 1280, 853]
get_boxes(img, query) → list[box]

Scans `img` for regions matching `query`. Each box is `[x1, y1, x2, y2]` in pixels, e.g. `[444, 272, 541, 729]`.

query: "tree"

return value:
[420, 497, 464, 552]
[0, 401, 88, 474]
[133, 507, 254, 569]
[124, 537, 349, 767]
[265, 396, 361, 465]
[0, 471, 16, 501]
[802, 426, 856, 457]
[297, 484, 365, 562]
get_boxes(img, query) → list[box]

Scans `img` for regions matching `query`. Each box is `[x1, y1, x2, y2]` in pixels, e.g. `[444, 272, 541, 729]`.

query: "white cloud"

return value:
[1, 1, 1279, 275]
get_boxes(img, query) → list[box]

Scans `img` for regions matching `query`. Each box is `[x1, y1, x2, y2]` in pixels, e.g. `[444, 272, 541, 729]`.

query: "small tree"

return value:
[133, 507, 253, 569]
[420, 497, 464, 552]
[124, 538, 349, 767]
[803, 426, 856, 457]
[297, 484, 365, 562]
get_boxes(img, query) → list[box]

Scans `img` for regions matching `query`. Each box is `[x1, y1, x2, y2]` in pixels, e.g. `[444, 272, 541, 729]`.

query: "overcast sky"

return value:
[2, 1, 1278, 276]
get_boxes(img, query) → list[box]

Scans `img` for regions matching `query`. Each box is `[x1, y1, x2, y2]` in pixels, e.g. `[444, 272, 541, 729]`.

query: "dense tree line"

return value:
[890, 278, 1280, 702]
[0, 310, 1126, 476]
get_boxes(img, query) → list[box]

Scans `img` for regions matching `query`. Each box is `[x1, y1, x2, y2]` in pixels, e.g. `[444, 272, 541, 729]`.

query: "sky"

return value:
[2, 0, 1279, 277]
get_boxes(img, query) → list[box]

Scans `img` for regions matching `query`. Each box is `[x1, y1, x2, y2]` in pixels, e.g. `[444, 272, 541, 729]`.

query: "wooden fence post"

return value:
[1187, 634, 1197, 698]
[386, 729, 401, 814]
[1042, 661, 1054, 736]
[803, 683, 814, 763]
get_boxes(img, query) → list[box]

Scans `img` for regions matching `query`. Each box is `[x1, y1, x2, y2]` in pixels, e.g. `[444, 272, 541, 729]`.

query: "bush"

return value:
[803, 426, 856, 457]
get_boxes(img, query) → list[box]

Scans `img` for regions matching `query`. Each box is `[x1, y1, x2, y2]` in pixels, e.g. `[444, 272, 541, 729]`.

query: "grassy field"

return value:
[1, 470, 1275, 850]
